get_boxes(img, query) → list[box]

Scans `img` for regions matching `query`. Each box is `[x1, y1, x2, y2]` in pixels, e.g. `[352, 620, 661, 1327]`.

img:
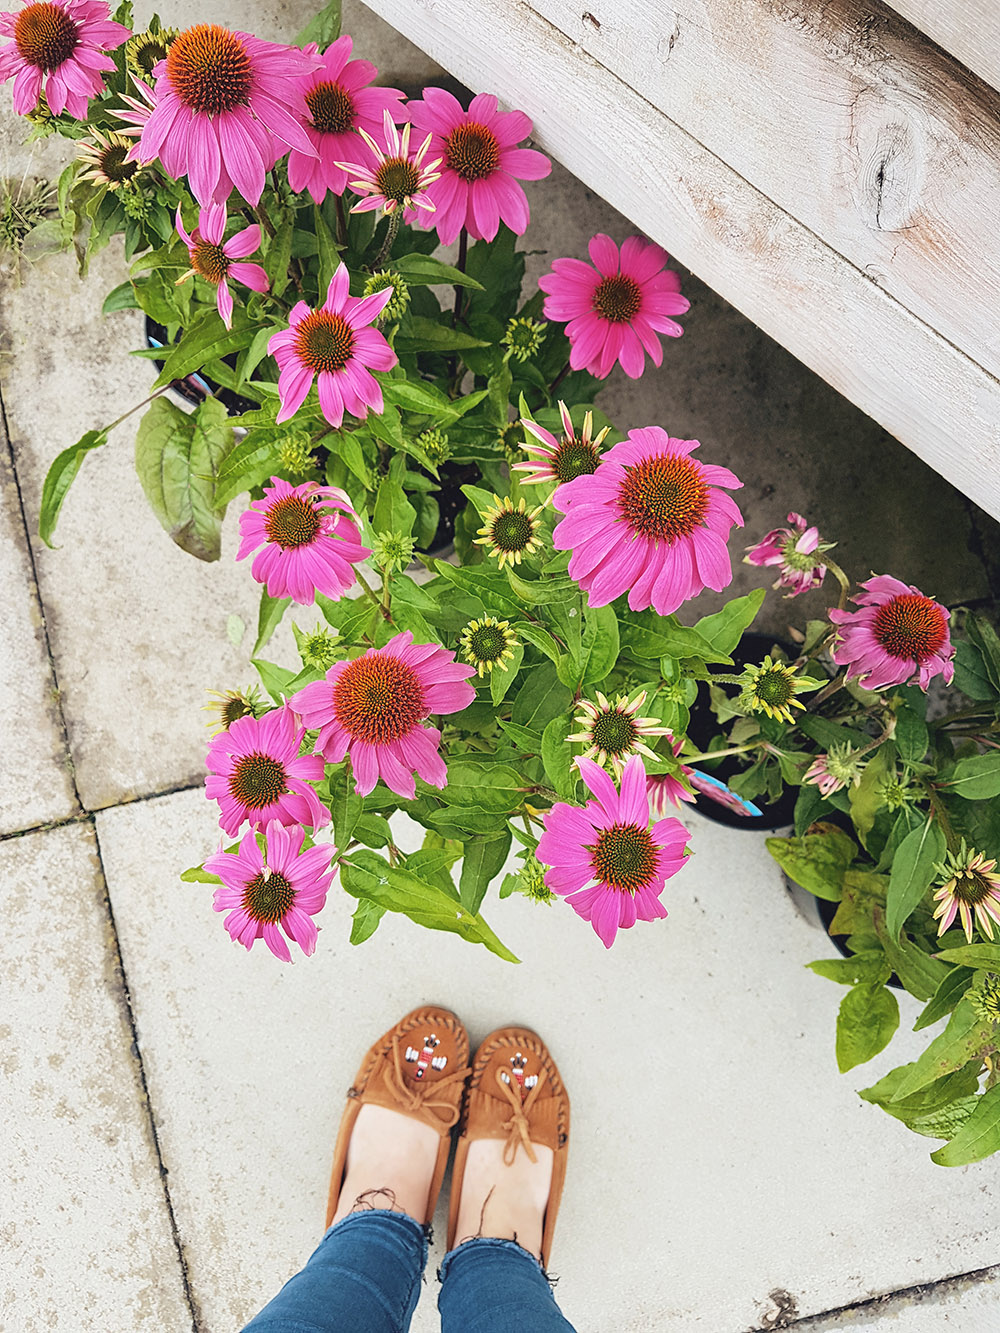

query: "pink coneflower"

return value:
[205, 705, 329, 838]
[514, 400, 609, 488]
[646, 737, 697, 813]
[803, 744, 864, 798]
[404, 87, 550, 245]
[205, 820, 336, 962]
[268, 264, 397, 428]
[0, 0, 130, 118]
[136, 22, 320, 204]
[539, 234, 689, 380]
[746, 511, 830, 597]
[287, 36, 404, 204]
[290, 631, 476, 799]
[175, 203, 268, 330]
[552, 427, 743, 616]
[536, 756, 689, 949]
[932, 843, 1000, 944]
[237, 476, 369, 606]
[829, 575, 954, 690]
[337, 108, 441, 221]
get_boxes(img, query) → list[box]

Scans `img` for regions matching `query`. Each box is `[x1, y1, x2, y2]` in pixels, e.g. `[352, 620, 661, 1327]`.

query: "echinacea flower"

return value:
[539, 234, 689, 380]
[287, 35, 404, 204]
[569, 690, 673, 775]
[736, 655, 823, 725]
[405, 87, 550, 245]
[553, 428, 743, 615]
[515, 400, 609, 488]
[803, 744, 864, 797]
[745, 511, 832, 597]
[646, 758, 697, 815]
[124, 24, 176, 80]
[205, 819, 336, 962]
[536, 756, 689, 948]
[237, 475, 370, 606]
[932, 842, 1000, 943]
[268, 264, 397, 428]
[0, 0, 130, 118]
[362, 269, 409, 324]
[337, 107, 441, 220]
[290, 631, 476, 798]
[205, 705, 329, 838]
[175, 203, 269, 329]
[969, 972, 1000, 1025]
[460, 615, 518, 677]
[474, 495, 544, 569]
[203, 684, 264, 735]
[502, 316, 547, 363]
[76, 127, 141, 189]
[136, 23, 320, 204]
[829, 575, 954, 691]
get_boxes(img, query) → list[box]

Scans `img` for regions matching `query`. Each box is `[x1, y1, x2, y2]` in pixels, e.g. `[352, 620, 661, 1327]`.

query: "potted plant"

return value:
[7, 0, 999, 1163]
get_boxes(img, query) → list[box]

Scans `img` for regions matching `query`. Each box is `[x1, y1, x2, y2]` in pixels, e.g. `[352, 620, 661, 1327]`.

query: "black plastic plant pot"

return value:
[684, 630, 799, 831]
[814, 893, 903, 990]
[146, 315, 260, 417]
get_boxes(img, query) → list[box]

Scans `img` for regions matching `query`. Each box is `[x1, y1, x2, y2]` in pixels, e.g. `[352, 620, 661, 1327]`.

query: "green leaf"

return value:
[931, 1084, 1000, 1165]
[437, 760, 523, 813]
[497, 719, 542, 751]
[459, 831, 512, 913]
[692, 588, 766, 655]
[134, 397, 232, 561]
[619, 610, 728, 664]
[314, 204, 340, 295]
[836, 981, 899, 1072]
[945, 752, 1000, 800]
[392, 252, 484, 290]
[294, 0, 342, 50]
[541, 713, 576, 800]
[213, 431, 280, 506]
[265, 218, 294, 300]
[966, 612, 1000, 693]
[102, 280, 140, 314]
[340, 849, 519, 962]
[251, 658, 297, 703]
[765, 826, 856, 901]
[936, 943, 1000, 968]
[914, 966, 974, 1031]
[380, 377, 453, 417]
[395, 316, 490, 355]
[514, 621, 562, 665]
[860, 1062, 983, 1137]
[254, 590, 290, 657]
[895, 706, 929, 765]
[511, 662, 573, 734]
[886, 817, 946, 938]
[872, 905, 950, 1001]
[350, 898, 385, 945]
[892, 999, 996, 1100]
[373, 476, 416, 537]
[434, 561, 522, 619]
[578, 602, 620, 685]
[952, 640, 998, 702]
[180, 863, 222, 884]
[489, 641, 524, 706]
[807, 953, 888, 986]
[849, 745, 891, 850]
[152, 307, 253, 389]
[38, 429, 107, 547]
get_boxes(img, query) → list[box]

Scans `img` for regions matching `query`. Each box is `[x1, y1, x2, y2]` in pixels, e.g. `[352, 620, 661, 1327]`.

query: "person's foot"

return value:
[331, 1104, 440, 1225]
[453, 1136, 553, 1259]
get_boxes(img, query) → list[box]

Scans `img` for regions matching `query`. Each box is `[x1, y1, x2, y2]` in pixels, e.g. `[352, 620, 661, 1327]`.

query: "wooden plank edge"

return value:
[362, 0, 1000, 522]
[884, 1, 1000, 97]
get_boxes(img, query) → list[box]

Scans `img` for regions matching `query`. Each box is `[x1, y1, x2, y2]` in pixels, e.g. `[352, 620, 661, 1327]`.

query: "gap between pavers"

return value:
[95, 786, 1000, 1333]
[794, 1267, 999, 1332]
[0, 820, 193, 1331]
[0, 408, 77, 835]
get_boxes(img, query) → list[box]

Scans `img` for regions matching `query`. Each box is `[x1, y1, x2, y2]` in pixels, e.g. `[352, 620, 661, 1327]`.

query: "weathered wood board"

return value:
[886, 1, 1000, 95]
[363, 0, 1000, 521]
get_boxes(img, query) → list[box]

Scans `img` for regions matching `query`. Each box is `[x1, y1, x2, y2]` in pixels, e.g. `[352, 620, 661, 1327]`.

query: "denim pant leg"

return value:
[243, 1210, 427, 1333]
[438, 1239, 578, 1333]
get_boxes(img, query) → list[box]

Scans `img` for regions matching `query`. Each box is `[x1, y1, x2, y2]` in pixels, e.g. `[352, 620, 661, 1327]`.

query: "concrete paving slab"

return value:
[804, 1271, 1000, 1332]
[97, 787, 1000, 1333]
[0, 821, 192, 1330]
[0, 427, 77, 834]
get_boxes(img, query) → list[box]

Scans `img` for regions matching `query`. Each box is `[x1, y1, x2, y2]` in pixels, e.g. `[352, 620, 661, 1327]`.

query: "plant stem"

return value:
[811, 672, 846, 708]
[451, 227, 468, 327]
[358, 573, 390, 620]
[335, 193, 348, 248]
[924, 782, 960, 853]
[825, 557, 851, 611]
[252, 205, 276, 239]
[683, 741, 762, 763]
[105, 386, 170, 433]
[373, 209, 401, 267]
[549, 360, 571, 397]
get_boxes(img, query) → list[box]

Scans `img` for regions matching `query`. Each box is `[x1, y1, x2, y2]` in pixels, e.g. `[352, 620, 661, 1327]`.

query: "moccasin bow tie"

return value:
[387, 1035, 470, 1129]
[494, 1065, 547, 1164]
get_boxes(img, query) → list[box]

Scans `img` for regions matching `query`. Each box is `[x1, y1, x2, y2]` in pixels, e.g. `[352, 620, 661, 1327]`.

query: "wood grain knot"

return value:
[849, 86, 926, 233]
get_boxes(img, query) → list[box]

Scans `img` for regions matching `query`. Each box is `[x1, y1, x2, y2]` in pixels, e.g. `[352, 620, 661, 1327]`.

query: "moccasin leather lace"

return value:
[387, 1035, 470, 1129]
[494, 1065, 547, 1164]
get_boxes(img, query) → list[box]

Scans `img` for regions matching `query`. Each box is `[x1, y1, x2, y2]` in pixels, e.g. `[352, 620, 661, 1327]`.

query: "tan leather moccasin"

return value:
[325, 1006, 471, 1229]
[447, 1026, 570, 1268]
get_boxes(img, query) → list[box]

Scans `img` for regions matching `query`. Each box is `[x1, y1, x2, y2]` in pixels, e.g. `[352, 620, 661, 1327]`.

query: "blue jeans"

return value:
[243, 1209, 577, 1333]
